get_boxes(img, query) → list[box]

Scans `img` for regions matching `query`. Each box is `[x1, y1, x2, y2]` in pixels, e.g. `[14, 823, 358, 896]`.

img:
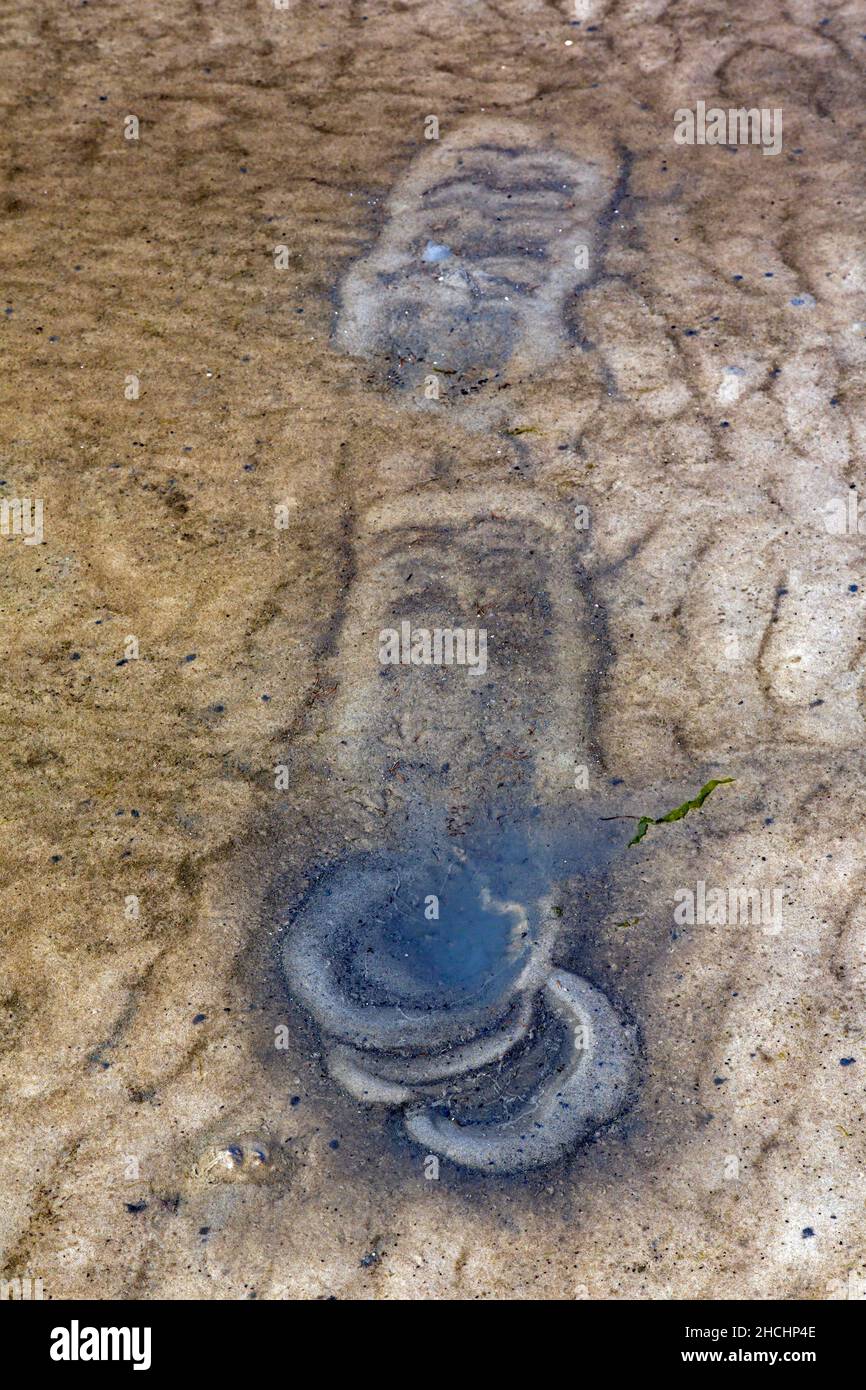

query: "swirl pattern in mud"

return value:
[282, 834, 638, 1172]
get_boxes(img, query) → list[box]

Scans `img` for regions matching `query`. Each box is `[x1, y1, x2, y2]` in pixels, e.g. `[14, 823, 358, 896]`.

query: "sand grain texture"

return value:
[1, 0, 865, 1299]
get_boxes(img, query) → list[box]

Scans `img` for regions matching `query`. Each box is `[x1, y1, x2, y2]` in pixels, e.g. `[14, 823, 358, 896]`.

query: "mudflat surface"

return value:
[1, 0, 865, 1299]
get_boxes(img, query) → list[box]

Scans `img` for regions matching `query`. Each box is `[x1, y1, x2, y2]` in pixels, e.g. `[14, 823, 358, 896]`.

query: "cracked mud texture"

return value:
[1, 0, 865, 1298]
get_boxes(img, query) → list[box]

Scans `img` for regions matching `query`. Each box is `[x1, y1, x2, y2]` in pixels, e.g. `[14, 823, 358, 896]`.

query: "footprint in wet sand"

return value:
[334, 119, 615, 414]
[280, 481, 639, 1172]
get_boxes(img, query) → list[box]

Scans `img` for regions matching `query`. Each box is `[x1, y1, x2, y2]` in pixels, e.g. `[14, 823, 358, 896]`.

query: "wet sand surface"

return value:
[1, 0, 865, 1298]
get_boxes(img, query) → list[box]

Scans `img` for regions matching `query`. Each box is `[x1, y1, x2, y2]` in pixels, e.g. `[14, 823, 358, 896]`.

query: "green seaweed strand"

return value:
[627, 777, 735, 847]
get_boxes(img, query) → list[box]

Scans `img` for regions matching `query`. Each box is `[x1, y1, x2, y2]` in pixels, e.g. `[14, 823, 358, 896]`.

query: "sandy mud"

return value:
[1, 0, 865, 1299]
